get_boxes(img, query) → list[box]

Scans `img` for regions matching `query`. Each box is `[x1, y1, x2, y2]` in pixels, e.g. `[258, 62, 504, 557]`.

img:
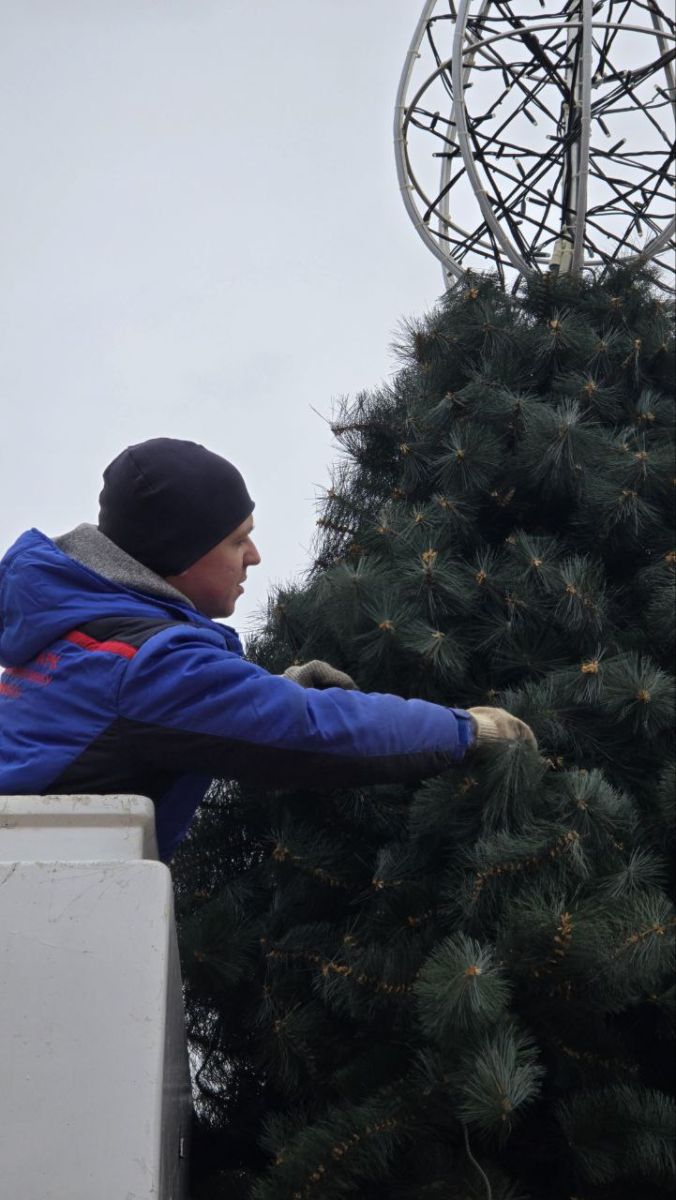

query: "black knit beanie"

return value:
[98, 438, 255, 576]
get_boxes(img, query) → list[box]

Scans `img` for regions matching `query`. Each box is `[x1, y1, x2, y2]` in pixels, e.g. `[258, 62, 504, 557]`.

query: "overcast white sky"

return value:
[0, 0, 445, 639]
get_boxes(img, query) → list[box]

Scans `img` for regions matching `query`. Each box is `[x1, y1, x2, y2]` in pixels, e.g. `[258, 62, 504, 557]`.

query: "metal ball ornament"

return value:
[395, 0, 675, 290]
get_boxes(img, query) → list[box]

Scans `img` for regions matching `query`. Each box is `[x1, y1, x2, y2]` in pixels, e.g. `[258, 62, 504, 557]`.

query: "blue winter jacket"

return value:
[0, 526, 475, 861]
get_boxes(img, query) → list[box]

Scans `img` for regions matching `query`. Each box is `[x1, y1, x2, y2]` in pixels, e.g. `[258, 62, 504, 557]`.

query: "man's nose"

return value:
[247, 541, 262, 566]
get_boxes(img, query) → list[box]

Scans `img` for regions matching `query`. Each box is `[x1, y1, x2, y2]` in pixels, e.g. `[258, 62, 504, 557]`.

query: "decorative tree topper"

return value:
[395, 0, 675, 289]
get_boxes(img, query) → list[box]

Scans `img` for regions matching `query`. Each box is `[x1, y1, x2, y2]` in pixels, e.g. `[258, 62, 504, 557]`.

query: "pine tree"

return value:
[173, 268, 675, 1200]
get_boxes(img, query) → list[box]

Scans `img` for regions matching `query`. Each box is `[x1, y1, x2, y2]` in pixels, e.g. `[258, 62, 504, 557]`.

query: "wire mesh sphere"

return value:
[395, 0, 676, 291]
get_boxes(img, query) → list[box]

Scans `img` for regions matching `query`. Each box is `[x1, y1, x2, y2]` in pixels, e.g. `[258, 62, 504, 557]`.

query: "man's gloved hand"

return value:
[283, 660, 358, 690]
[467, 706, 537, 751]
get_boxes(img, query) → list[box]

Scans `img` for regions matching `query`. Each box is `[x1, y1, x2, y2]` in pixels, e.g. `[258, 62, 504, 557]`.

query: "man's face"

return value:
[165, 515, 261, 618]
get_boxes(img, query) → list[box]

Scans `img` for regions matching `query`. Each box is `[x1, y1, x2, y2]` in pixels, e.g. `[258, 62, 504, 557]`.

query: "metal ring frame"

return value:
[394, 1, 676, 290]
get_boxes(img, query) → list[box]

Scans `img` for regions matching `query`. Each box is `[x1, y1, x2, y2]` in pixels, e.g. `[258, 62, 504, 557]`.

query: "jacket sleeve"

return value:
[117, 625, 475, 790]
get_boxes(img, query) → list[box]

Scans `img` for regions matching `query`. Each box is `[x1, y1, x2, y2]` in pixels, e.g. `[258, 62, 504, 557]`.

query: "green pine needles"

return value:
[174, 267, 675, 1200]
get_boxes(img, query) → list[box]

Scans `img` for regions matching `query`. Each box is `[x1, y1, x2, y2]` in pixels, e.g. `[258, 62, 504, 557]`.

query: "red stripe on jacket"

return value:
[0, 680, 22, 698]
[64, 630, 138, 660]
[5, 666, 52, 685]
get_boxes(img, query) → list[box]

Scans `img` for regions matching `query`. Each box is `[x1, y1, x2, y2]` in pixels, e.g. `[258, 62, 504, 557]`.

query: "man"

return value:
[0, 438, 535, 861]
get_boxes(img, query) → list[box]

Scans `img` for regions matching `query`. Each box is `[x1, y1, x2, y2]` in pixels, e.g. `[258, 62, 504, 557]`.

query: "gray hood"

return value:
[53, 524, 196, 609]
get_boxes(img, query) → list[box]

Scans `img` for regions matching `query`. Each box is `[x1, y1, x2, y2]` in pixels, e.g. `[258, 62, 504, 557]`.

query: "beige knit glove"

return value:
[283, 660, 358, 690]
[467, 706, 537, 751]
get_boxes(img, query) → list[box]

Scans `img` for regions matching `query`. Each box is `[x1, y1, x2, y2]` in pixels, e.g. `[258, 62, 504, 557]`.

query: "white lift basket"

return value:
[0, 794, 192, 1200]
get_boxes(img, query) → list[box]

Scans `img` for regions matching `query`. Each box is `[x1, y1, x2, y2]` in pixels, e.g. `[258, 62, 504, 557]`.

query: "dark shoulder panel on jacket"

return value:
[77, 616, 189, 650]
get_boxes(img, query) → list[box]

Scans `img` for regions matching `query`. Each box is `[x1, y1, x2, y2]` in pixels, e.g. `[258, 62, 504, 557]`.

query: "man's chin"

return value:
[198, 599, 236, 620]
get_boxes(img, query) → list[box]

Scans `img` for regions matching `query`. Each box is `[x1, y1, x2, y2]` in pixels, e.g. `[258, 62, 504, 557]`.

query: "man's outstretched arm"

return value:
[118, 626, 483, 791]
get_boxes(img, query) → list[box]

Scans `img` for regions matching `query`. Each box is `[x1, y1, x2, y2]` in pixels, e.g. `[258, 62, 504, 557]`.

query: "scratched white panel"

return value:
[0, 799, 191, 1200]
[0, 794, 158, 861]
